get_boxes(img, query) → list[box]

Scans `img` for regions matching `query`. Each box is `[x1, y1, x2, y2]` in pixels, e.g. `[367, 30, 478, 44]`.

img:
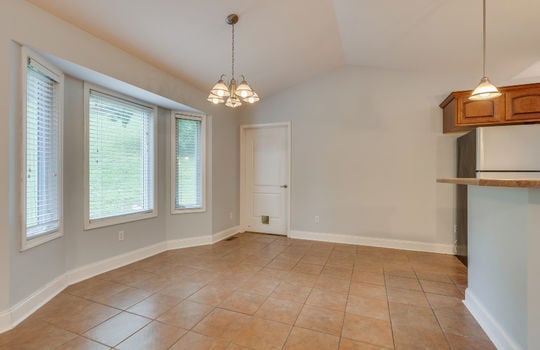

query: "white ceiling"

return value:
[26, 0, 540, 97]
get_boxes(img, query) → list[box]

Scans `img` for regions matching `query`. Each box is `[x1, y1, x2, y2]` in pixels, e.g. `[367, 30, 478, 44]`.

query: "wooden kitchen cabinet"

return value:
[505, 85, 540, 122]
[440, 93, 474, 133]
[456, 93, 504, 125]
[440, 82, 540, 133]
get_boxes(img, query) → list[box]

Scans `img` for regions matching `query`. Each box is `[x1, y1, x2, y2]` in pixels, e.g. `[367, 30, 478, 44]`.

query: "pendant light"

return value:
[470, 0, 501, 100]
[208, 14, 259, 107]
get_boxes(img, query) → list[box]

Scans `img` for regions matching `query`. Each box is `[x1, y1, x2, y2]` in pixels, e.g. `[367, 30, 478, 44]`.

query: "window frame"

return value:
[170, 112, 206, 214]
[20, 47, 64, 251]
[83, 83, 158, 230]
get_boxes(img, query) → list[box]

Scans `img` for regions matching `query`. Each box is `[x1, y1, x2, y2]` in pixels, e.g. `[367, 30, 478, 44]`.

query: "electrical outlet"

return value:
[118, 230, 125, 241]
[229, 212, 233, 220]
[315, 216, 320, 224]
[453, 225, 457, 234]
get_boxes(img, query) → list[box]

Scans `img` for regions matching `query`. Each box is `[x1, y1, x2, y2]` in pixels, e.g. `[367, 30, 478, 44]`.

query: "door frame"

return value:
[240, 122, 291, 236]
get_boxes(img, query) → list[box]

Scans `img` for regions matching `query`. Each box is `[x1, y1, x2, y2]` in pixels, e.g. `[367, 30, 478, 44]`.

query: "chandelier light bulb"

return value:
[244, 92, 260, 104]
[236, 77, 254, 99]
[207, 95, 225, 105]
[210, 77, 230, 98]
[225, 95, 242, 108]
[207, 93, 225, 104]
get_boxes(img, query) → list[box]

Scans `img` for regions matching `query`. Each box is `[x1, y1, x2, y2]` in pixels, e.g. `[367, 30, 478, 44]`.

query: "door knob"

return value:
[280, 185, 288, 188]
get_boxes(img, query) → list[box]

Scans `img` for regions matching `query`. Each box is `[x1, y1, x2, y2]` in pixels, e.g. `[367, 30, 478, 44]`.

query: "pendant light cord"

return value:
[482, 0, 486, 77]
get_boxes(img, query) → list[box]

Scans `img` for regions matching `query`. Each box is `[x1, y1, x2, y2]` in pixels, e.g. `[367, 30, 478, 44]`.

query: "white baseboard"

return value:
[166, 235, 213, 250]
[166, 226, 241, 250]
[464, 289, 522, 350]
[64, 241, 168, 286]
[7, 274, 67, 332]
[0, 226, 241, 334]
[2, 241, 168, 333]
[212, 225, 240, 243]
[289, 230, 455, 254]
[0, 309, 11, 333]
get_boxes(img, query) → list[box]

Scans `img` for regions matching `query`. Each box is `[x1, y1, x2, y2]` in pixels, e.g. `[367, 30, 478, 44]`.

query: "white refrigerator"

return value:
[455, 123, 540, 265]
[475, 123, 540, 179]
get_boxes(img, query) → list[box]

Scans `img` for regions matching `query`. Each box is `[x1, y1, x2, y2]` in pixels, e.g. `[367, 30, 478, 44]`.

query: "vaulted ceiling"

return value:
[27, 0, 540, 97]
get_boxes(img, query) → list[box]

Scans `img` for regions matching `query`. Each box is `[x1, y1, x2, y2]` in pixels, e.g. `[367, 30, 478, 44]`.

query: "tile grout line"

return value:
[413, 267, 454, 349]
[338, 245, 354, 350]
[278, 240, 313, 350]
[166, 234, 283, 349]
[385, 261, 398, 349]
[3, 233, 483, 350]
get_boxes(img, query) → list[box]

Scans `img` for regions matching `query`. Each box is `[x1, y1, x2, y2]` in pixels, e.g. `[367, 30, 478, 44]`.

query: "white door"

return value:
[241, 124, 289, 235]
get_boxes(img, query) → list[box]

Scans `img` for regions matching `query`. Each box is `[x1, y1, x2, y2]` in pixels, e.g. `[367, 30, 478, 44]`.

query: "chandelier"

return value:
[207, 14, 259, 108]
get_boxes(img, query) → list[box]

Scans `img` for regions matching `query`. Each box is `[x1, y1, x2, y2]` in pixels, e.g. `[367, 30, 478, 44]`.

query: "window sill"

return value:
[84, 210, 158, 230]
[171, 207, 206, 215]
[21, 230, 63, 252]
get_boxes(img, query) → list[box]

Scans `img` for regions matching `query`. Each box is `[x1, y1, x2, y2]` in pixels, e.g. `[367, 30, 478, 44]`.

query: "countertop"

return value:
[437, 177, 540, 188]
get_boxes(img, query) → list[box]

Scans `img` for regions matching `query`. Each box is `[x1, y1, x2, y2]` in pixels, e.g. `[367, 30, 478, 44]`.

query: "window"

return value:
[84, 84, 157, 229]
[21, 48, 64, 250]
[171, 112, 206, 213]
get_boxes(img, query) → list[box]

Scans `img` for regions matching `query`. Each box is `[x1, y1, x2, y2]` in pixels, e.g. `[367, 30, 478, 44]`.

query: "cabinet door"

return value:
[442, 98, 474, 133]
[505, 87, 540, 121]
[456, 94, 504, 125]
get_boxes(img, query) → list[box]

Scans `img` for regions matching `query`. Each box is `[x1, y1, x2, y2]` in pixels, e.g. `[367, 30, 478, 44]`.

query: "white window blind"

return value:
[175, 116, 203, 210]
[88, 89, 154, 221]
[25, 58, 61, 239]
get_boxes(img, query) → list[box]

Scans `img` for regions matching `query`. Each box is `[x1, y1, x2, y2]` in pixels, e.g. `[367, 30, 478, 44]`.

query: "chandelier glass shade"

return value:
[208, 14, 259, 108]
[470, 0, 501, 100]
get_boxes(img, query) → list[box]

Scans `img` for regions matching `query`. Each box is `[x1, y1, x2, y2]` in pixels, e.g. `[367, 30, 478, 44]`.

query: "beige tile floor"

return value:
[0, 232, 495, 349]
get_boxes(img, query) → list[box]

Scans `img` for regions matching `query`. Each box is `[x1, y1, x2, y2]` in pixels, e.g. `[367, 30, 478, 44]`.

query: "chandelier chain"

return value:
[231, 22, 235, 79]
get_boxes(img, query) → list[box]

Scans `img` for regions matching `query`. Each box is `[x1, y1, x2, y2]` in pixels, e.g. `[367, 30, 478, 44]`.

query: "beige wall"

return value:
[0, 0, 473, 319]
[212, 112, 240, 233]
[0, 0, 239, 311]
[240, 66, 463, 247]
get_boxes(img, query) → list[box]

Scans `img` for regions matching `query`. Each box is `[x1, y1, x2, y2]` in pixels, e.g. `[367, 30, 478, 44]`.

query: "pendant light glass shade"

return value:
[470, 76, 502, 100]
[236, 77, 254, 98]
[207, 93, 225, 104]
[208, 14, 259, 107]
[244, 92, 260, 104]
[210, 77, 230, 98]
[225, 95, 242, 108]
